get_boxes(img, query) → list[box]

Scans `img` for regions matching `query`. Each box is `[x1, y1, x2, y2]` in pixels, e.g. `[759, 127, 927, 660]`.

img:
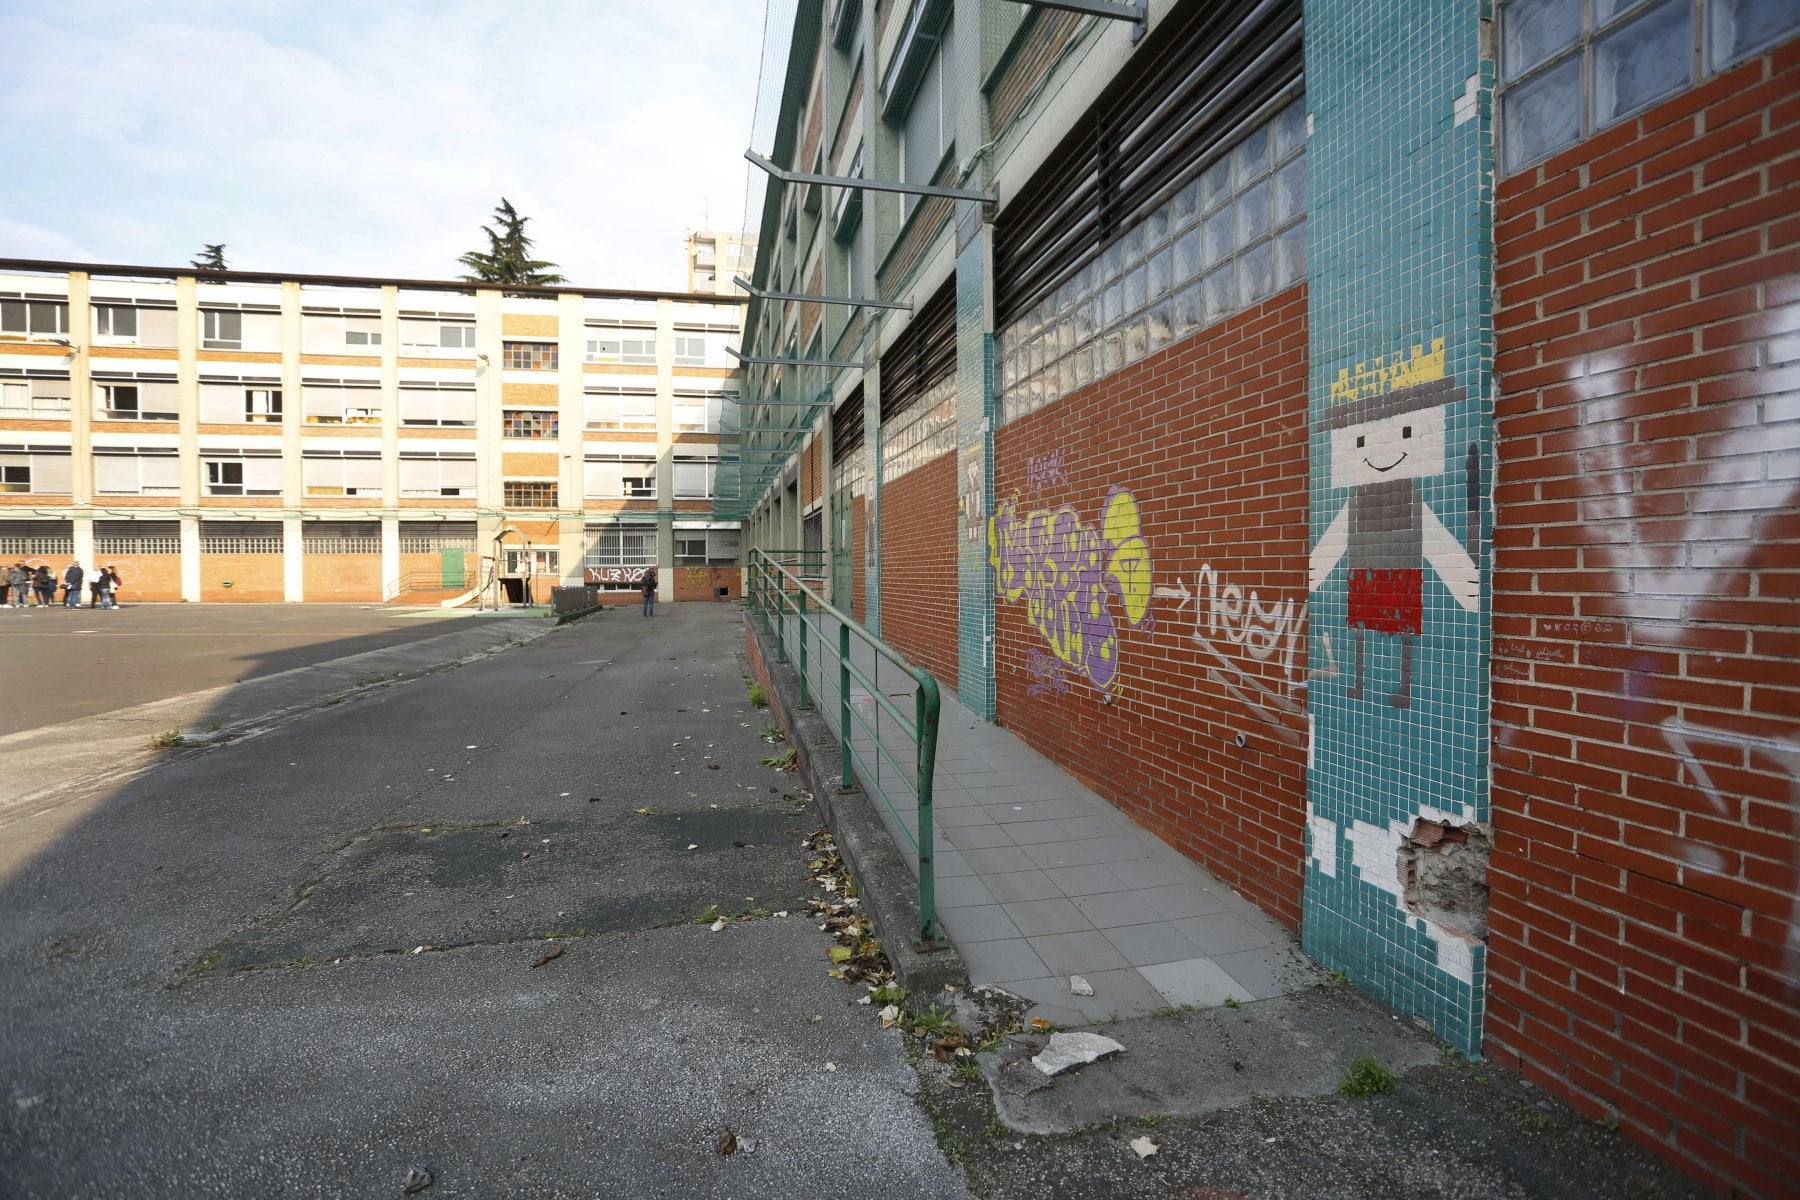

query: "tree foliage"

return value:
[192, 245, 229, 271]
[457, 198, 566, 286]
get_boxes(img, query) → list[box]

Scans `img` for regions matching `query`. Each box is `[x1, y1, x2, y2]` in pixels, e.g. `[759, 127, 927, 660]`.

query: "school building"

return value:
[727, 1, 1799, 1195]
[0, 260, 745, 606]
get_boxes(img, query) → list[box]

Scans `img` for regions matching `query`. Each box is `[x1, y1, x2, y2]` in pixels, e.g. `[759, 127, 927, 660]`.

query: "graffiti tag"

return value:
[989, 487, 1152, 697]
[1026, 448, 1068, 496]
[1155, 563, 1314, 744]
[1022, 648, 1072, 698]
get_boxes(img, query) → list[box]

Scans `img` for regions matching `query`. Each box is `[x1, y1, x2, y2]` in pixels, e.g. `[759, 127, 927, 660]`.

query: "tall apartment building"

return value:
[733, 2, 1799, 1196]
[0, 260, 744, 605]
[684, 229, 759, 295]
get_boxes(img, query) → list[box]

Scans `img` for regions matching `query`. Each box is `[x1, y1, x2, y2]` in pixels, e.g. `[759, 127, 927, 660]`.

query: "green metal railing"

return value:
[746, 547, 941, 943]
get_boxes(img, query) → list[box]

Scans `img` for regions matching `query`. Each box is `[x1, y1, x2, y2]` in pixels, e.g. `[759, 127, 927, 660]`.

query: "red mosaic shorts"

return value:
[1347, 567, 1423, 636]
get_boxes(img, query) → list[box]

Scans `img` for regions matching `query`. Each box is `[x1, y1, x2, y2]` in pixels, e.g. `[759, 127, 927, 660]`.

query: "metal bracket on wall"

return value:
[1013, 0, 1147, 43]
[725, 348, 875, 370]
[733, 275, 913, 312]
[745, 150, 998, 204]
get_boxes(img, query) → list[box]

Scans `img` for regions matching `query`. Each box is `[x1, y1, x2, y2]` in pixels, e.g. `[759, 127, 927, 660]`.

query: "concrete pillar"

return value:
[283, 515, 303, 602]
[179, 515, 200, 602]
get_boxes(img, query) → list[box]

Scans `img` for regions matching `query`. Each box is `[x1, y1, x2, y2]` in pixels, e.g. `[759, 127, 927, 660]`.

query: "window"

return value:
[585, 328, 657, 364]
[502, 409, 558, 439]
[399, 456, 476, 497]
[94, 451, 179, 496]
[584, 523, 656, 585]
[399, 319, 477, 353]
[202, 309, 242, 349]
[673, 456, 716, 499]
[503, 341, 557, 370]
[303, 523, 382, 554]
[997, 97, 1308, 424]
[202, 455, 280, 495]
[200, 381, 283, 424]
[0, 299, 69, 337]
[302, 454, 382, 496]
[503, 547, 559, 576]
[302, 313, 384, 353]
[93, 305, 136, 339]
[96, 380, 179, 421]
[584, 388, 656, 431]
[504, 480, 558, 508]
[583, 456, 657, 499]
[1498, 0, 1799, 172]
[673, 336, 707, 365]
[0, 460, 29, 492]
[199, 522, 283, 553]
[674, 527, 740, 566]
[303, 383, 383, 425]
[0, 377, 72, 417]
[398, 386, 475, 427]
[900, 20, 954, 216]
[673, 390, 725, 433]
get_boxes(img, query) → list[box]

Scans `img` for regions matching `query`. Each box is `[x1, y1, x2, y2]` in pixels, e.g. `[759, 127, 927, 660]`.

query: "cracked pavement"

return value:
[0, 604, 969, 1199]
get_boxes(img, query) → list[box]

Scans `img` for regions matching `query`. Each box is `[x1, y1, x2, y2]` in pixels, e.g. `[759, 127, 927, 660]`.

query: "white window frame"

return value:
[399, 456, 477, 498]
[93, 451, 180, 496]
[0, 299, 70, 338]
[302, 454, 382, 497]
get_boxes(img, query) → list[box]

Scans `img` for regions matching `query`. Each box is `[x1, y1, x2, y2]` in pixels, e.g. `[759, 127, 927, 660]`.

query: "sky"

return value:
[0, 0, 780, 291]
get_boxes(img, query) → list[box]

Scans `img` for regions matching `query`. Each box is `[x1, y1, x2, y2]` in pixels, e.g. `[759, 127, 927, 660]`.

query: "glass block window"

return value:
[503, 341, 557, 370]
[1498, 0, 1800, 173]
[997, 98, 1307, 424]
[502, 409, 557, 439]
[503, 480, 558, 508]
[880, 379, 956, 481]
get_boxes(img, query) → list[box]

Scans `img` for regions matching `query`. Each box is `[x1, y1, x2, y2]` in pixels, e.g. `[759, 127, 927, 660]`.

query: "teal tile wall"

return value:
[956, 228, 996, 718]
[1302, 0, 1496, 1057]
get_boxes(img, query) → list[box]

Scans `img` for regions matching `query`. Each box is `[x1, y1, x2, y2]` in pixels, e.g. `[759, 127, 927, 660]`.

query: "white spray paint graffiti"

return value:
[1153, 563, 1330, 745]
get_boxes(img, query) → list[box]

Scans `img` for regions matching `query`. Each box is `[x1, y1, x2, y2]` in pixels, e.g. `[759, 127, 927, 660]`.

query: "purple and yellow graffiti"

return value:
[989, 487, 1153, 696]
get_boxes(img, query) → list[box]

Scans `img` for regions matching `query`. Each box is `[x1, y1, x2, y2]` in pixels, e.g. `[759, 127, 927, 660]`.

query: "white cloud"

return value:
[0, 1, 767, 289]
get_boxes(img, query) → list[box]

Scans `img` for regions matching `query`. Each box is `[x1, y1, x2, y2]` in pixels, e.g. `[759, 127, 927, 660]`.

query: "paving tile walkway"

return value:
[767, 608, 1318, 1025]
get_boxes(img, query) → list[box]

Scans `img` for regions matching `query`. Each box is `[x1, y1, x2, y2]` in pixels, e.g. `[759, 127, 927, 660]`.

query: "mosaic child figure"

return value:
[1309, 374, 1479, 709]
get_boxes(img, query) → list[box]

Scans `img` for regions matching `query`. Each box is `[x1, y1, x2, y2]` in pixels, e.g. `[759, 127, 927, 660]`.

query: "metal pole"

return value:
[839, 621, 853, 789]
[916, 684, 937, 944]
[797, 587, 810, 709]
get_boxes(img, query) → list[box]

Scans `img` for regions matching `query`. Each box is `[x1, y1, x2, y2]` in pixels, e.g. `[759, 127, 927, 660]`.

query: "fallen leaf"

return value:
[531, 944, 564, 969]
[635, 806, 653, 815]
[403, 1166, 433, 1193]
[716, 1127, 737, 1156]
[827, 945, 852, 963]
[824, 1062, 837, 1072]
[1130, 1136, 1158, 1159]
[687, 844, 699, 851]
[710, 918, 727, 932]
[708, 763, 720, 770]
[774, 911, 789, 918]
[878, 1004, 900, 1028]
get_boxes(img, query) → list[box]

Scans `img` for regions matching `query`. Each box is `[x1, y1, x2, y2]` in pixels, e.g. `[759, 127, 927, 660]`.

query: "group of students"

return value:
[3, 561, 122, 609]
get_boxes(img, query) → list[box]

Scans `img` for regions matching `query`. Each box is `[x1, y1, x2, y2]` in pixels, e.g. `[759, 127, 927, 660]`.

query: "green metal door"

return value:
[440, 548, 465, 588]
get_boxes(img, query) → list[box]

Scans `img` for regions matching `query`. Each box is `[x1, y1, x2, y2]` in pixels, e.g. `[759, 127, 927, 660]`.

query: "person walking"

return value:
[33, 565, 55, 607]
[641, 565, 658, 618]
[7, 562, 28, 608]
[62, 560, 84, 608]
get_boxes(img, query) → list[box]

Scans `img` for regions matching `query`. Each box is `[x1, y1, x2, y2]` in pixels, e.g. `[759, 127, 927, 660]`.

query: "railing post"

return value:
[774, 574, 787, 664]
[839, 621, 853, 789]
[916, 685, 937, 944]
[797, 587, 810, 708]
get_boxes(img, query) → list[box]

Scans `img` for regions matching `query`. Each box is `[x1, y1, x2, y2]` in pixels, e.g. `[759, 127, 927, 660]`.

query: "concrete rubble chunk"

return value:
[1032, 1032, 1125, 1076]
[1069, 975, 1094, 996]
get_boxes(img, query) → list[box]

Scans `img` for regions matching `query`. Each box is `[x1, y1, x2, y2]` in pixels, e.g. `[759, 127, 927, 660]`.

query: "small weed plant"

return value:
[1338, 1053, 1395, 1098]
[148, 729, 186, 750]
[748, 682, 769, 708]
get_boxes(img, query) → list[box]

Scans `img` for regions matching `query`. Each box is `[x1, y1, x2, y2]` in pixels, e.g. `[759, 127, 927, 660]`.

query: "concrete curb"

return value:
[742, 613, 968, 998]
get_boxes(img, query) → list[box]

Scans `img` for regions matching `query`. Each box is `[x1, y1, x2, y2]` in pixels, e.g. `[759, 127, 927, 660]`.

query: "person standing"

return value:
[6, 562, 27, 608]
[62, 560, 84, 608]
[98, 565, 120, 610]
[33, 565, 54, 606]
[641, 565, 658, 618]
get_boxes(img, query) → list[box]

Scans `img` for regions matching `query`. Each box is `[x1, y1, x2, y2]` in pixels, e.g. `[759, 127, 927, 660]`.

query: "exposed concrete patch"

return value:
[1399, 819, 1491, 941]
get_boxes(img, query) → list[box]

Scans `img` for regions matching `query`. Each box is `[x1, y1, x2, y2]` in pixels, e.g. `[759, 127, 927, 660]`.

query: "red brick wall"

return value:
[879, 452, 959, 691]
[109, 554, 181, 603]
[303, 553, 383, 602]
[1487, 42, 1800, 1200]
[992, 287, 1310, 926]
[200, 554, 283, 602]
[990, 10, 1084, 131]
[673, 566, 741, 602]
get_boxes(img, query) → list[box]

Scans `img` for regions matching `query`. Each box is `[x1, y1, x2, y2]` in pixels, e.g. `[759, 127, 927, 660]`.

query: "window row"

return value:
[996, 98, 1308, 425]
[1499, 0, 1799, 172]
[4, 302, 481, 355]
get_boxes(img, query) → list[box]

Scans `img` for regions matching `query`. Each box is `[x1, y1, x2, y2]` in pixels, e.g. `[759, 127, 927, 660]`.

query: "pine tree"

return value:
[456, 199, 566, 285]
[192, 245, 229, 271]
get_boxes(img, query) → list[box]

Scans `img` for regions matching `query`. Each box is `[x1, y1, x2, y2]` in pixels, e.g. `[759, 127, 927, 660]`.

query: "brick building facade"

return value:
[730, 1, 1798, 1195]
